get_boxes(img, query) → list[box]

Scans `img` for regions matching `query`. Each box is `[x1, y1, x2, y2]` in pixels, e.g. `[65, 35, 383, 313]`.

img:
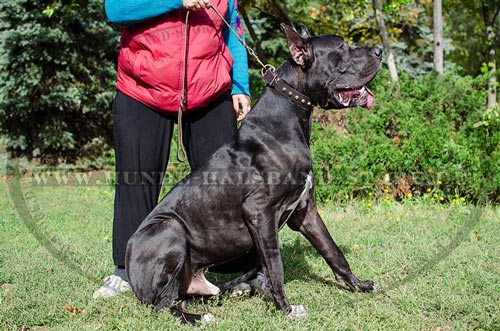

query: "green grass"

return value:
[0, 174, 499, 330]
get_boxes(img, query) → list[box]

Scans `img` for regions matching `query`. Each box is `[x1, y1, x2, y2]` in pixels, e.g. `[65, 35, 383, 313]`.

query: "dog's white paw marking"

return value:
[287, 305, 307, 318]
[202, 313, 216, 323]
[187, 270, 220, 296]
[229, 282, 252, 298]
[206, 282, 221, 296]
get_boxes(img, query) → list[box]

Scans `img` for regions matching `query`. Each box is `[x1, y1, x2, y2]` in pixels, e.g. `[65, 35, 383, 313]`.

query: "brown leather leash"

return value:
[176, 11, 190, 162]
[209, 3, 267, 70]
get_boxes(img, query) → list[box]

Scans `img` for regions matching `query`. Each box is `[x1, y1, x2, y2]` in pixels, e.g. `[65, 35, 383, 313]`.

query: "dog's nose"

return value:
[373, 47, 383, 57]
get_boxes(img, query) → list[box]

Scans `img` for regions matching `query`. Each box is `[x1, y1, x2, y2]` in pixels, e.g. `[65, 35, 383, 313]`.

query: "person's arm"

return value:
[224, 0, 251, 120]
[104, 0, 184, 25]
[224, 0, 250, 97]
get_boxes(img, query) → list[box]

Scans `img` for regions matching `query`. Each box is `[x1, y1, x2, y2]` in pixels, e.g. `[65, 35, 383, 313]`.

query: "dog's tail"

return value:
[218, 268, 258, 292]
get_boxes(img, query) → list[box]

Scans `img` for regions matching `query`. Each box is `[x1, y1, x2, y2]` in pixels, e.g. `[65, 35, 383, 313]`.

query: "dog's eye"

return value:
[337, 42, 347, 51]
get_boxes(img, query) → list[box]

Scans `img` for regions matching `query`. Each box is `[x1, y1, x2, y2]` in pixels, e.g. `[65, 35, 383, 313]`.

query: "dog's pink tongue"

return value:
[362, 87, 375, 109]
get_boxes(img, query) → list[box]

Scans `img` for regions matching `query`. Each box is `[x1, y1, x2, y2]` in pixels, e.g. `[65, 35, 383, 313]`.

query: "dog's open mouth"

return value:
[337, 86, 375, 109]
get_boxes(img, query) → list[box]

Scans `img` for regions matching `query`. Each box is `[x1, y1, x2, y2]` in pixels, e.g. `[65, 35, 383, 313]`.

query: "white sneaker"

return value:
[92, 275, 131, 299]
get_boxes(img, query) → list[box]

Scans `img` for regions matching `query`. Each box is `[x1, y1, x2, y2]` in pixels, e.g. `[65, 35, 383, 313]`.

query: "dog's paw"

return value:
[357, 280, 374, 292]
[248, 271, 271, 296]
[287, 305, 307, 318]
[229, 282, 252, 298]
[335, 275, 374, 293]
[202, 313, 216, 323]
[198, 313, 216, 329]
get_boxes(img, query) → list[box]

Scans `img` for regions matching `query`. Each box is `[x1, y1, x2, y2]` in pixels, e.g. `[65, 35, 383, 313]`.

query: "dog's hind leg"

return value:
[218, 267, 258, 292]
[185, 269, 220, 296]
[154, 253, 216, 325]
[126, 218, 190, 310]
[126, 218, 216, 325]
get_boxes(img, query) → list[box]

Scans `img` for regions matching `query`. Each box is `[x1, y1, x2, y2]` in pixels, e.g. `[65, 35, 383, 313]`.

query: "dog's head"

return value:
[281, 24, 382, 110]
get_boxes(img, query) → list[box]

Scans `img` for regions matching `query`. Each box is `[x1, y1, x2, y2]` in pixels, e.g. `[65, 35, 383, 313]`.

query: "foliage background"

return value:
[0, 1, 118, 165]
[0, 0, 499, 202]
[311, 68, 500, 204]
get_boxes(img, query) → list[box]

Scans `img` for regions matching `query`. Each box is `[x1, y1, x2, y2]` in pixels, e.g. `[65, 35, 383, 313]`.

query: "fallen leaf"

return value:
[64, 304, 81, 315]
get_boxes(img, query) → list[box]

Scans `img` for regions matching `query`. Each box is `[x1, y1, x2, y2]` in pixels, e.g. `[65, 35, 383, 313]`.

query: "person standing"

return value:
[93, 0, 251, 298]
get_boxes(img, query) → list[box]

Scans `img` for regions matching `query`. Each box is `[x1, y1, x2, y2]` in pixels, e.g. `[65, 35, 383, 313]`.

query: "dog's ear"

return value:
[281, 23, 314, 68]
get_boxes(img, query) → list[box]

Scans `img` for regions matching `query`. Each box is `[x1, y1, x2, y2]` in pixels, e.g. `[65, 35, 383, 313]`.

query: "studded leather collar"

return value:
[263, 69, 313, 109]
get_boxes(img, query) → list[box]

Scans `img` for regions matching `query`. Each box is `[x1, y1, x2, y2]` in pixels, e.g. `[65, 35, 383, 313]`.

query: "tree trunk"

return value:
[267, 0, 292, 27]
[486, 26, 497, 109]
[372, 0, 399, 82]
[433, 0, 444, 74]
[481, 1, 499, 108]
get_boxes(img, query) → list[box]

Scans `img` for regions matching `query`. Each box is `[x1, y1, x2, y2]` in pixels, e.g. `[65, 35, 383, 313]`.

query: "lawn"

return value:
[0, 173, 499, 330]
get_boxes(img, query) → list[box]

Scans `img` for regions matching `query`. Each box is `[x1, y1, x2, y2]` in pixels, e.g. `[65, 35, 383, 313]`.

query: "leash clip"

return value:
[261, 64, 276, 76]
[261, 64, 278, 86]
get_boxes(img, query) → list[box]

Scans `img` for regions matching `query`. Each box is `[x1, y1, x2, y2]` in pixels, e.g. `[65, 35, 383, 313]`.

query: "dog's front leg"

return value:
[242, 195, 304, 317]
[295, 202, 374, 292]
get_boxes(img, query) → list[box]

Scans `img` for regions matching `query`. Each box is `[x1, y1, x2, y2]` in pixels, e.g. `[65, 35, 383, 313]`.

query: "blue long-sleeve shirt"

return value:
[104, 0, 250, 96]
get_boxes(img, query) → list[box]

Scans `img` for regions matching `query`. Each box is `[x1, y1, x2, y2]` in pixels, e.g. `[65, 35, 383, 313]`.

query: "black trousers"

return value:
[112, 91, 237, 268]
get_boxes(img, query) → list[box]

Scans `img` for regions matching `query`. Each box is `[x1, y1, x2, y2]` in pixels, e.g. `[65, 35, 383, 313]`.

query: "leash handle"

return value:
[177, 11, 190, 163]
[177, 5, 277, 163]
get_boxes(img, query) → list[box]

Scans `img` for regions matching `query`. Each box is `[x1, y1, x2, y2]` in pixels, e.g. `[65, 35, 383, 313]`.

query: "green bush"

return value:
[1, 2, 497, 204]
[311, 68, 500, 204]
[0, 0, 119, 164]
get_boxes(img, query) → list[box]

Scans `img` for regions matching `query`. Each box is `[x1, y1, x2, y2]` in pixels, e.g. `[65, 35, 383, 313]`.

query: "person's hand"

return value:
[232, 94, 251, 121]
[183, 0, 211, 11]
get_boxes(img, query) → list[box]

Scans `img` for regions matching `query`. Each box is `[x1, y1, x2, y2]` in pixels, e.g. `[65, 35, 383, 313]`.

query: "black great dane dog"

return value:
[126, 24, 382, 324]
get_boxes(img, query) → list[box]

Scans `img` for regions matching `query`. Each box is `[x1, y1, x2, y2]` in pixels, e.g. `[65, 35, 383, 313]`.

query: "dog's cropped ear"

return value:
[281, 23, 314, 68]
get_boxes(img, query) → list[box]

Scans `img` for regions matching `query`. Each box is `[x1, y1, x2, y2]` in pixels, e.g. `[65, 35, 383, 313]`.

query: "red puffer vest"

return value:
[116, 0, 233, 114]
